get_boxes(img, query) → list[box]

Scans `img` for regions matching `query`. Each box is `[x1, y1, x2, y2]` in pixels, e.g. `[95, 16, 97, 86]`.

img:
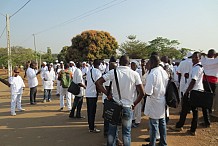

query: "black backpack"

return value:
[165, 79, 180, 108]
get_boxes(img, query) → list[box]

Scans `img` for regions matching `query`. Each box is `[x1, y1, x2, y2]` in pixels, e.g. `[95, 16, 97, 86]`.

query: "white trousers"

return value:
[60, 87, 72, 110]
[11, 94, 22, 114]
[56, 80, 61, 94]
[133, 101, 142, 124]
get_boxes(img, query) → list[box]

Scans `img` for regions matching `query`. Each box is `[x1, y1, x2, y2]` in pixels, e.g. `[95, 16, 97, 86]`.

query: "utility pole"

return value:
[6, 14, 12, 77]
[33, 34, 37, 61]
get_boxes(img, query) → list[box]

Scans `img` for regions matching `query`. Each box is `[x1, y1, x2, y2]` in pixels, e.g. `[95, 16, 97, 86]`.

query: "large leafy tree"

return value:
[66, 30, 118, 62]
[146, 37, 182, 59]
[0, 46, 36, 68]
[119, 35, 148, 59]
[57, 46, 69, 63]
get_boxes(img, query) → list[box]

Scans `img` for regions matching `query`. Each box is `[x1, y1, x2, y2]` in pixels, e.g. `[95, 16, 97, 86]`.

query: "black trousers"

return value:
[30, 86, 37, 104]
[176, 95, 198, 132]
[203, 80, 217, 113]
[86, 97, 98, 130]
[69, 96, 83, 117]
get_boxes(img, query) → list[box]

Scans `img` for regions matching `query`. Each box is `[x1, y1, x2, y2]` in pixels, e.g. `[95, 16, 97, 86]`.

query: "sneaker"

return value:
[169, 126, 183, 132]
[42, 99, 46, 103]
[11, 113, 16, 116]
[187, 130, 196, 136]
[18, 108, 25, 112]
[59, 107, 64, 111]
[89, 128, 101, 133]
[48, 99, 51, 102]
[30, 102, 37, 105]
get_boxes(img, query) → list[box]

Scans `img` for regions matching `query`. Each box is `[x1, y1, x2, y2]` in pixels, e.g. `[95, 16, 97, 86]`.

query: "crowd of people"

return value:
[0, 49, 217, 146]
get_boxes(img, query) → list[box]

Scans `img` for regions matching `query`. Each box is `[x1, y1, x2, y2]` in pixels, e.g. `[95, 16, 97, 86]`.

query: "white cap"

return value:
[42, 62, 47, 65]
[131, 60, 139, 67]
[50, 63, 53, 65]
[60, 61, 64, 64]
[186, 52, 193, 58]
[57, 63, 60, 66]
[82, 62, 86, 64]
[69, 61, 74, 64]
[55, 60, 58, 63]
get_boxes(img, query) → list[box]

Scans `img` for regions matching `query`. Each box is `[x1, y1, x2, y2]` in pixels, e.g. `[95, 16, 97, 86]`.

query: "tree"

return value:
[119, 35, 148, 59]
[65, 30, 118, 62]
[57, 46, 69, 63]
[146, 37, 182, 59]
[41, 47, 54, 63]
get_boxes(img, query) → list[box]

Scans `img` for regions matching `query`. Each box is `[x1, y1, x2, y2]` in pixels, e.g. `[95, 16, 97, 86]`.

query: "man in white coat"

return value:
[9, 68, 25, 116]
[143, 55, 168, 146]
[26, 61, 41, 105]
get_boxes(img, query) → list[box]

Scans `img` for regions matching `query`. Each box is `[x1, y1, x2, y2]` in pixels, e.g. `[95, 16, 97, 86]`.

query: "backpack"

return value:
[165, 79, 180, 108]
[60, 70, 72, 88]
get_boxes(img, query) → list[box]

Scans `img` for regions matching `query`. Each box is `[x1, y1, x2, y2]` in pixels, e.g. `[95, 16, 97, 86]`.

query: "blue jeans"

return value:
[107, 107, 133, 146]
[44, 89, 51, 100]
[149, 118, 167, 146]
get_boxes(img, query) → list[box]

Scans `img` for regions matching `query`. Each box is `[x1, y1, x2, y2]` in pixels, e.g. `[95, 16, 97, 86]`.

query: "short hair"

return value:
[149, 55, 161, 68]
[64, 63, 69, 69]
[119, 55, 130, 66]
[93, 59, 100, 66]
[109, 56, 117, 63]
[76, 62, 82, 68]
[208, 49, 216, 58]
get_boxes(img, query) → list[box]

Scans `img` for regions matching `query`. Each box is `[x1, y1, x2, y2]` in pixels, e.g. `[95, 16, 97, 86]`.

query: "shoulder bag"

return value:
[103, 69, 123, 126]
[190, 65, 214, 109]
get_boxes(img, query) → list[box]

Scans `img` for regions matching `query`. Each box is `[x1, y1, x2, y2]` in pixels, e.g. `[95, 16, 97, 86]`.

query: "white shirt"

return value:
[173, 65, 179, 82]
[73, 68, 85, 96]
[191, 64, 204, 91]
[26, 67, 38, 88]
[144, 66, 168, 119]
[103, 66, 142, 107]
[9, 75, 25, 95]
[69, 66, 76, 74]
[102, 80, 110, 103]
[177, 58, 193, 92]
[42, 70, 55, 89]
[85, 68, 102, 97]
[40, 66, 48, 79]
[201, 57, 218, 77]
[82, 67, 89, 76]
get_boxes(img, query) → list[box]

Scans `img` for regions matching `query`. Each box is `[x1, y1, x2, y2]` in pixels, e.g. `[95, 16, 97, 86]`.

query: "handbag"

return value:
[103, 69, 123, 125]
[190, 67, 214, 109]
[67, 81, 80, 95]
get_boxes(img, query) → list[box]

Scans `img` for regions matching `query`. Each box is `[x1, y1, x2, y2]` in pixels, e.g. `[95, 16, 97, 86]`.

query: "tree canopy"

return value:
[119, 35, 147, 59]
[65, 30, 118, 62]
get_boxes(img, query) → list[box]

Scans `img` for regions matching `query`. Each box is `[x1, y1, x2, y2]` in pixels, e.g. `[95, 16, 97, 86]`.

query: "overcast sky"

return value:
[0, 0, 217, 54]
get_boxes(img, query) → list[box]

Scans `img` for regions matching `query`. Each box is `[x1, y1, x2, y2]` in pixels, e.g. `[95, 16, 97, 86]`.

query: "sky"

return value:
[0, 0, 217, 54]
